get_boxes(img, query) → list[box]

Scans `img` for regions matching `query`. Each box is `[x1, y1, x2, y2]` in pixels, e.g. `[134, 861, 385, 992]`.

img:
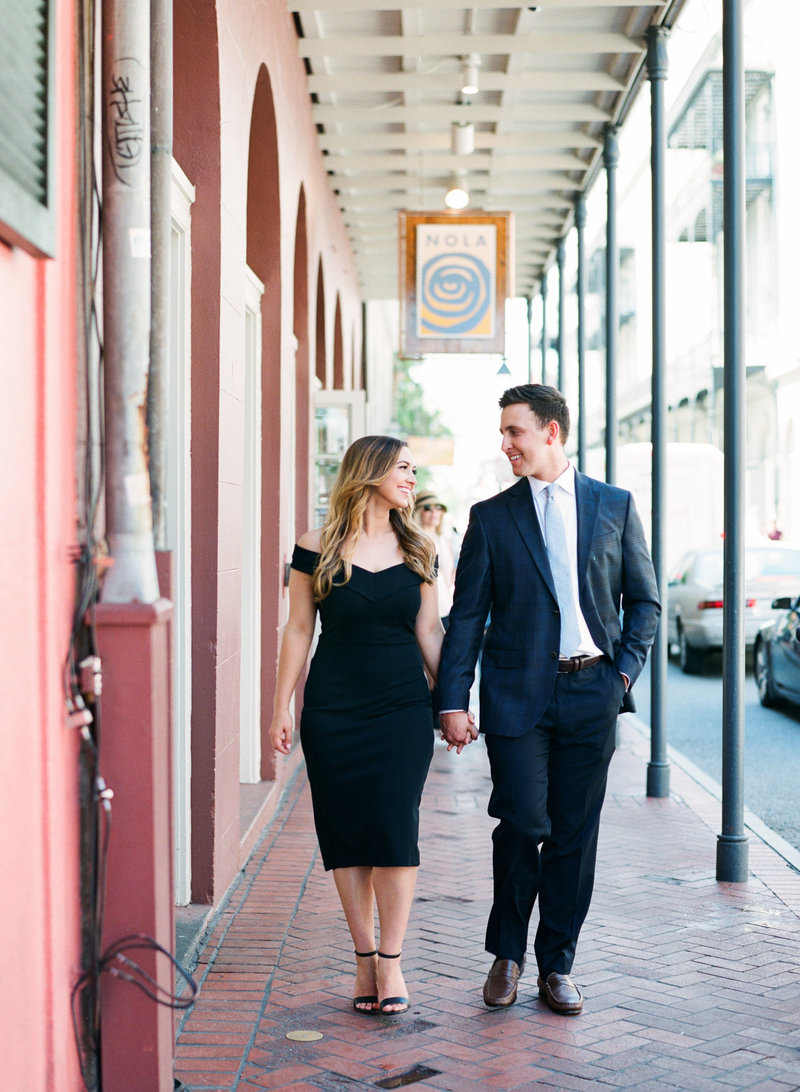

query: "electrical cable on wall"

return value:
[68, 3, 107, 1085]
[69, 4, 196, 1087]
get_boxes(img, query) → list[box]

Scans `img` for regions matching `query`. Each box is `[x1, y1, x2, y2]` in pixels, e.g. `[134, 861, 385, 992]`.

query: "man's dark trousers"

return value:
[483, 658, 624, 975]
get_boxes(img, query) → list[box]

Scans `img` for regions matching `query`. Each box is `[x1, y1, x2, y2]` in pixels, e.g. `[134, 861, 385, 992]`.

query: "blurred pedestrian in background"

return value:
[414, 490, 457, 629]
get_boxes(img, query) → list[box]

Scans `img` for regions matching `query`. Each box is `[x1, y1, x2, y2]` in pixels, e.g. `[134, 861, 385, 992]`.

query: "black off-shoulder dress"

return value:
[291, 545, 434, 871]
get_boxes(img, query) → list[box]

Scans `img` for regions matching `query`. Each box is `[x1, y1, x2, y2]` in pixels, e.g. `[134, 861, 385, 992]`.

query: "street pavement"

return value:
[174, 717, 800, 1091]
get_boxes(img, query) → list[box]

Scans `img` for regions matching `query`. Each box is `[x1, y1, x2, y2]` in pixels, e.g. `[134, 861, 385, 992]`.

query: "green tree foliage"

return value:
[391, 355, 452, 493]
[392, 354, 451, 439]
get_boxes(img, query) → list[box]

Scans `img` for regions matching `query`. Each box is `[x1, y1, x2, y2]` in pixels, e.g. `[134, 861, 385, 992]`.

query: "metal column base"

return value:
[646, 761, 670, 798]
[716, 835, 749, 882]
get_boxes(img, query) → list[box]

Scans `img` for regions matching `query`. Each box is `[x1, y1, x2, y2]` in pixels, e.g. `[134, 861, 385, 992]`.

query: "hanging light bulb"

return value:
[444, 172, 469, 210]
[461, 53, 480, 96]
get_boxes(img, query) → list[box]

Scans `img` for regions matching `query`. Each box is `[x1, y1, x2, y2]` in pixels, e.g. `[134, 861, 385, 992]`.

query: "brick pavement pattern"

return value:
[175, 720, 800, 1091]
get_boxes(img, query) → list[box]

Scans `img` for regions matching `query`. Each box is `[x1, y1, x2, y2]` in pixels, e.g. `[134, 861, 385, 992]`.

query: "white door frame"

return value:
[240, 267, 265, 784]
[168, 160, 195, 906]
[313, 389, 366, 525]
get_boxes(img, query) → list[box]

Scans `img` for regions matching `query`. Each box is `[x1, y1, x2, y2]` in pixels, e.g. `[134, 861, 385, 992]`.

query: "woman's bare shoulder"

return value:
[297, 528, 323, 552]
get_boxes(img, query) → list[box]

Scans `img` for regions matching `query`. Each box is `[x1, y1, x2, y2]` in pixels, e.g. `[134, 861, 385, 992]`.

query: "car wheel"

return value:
[678, 623, 704, 675]
[754, 637, 781, 708]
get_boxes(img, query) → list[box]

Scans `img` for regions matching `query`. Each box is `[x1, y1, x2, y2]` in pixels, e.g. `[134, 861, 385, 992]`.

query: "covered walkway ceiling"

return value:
[291, 0, 687, 300]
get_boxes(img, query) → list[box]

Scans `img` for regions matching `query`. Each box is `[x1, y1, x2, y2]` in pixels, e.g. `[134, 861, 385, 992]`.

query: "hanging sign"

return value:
[399, 212, 511, 355]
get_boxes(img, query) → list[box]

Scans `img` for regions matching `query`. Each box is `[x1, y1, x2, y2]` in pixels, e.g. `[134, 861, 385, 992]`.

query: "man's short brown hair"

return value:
[498, 384, 570, 444]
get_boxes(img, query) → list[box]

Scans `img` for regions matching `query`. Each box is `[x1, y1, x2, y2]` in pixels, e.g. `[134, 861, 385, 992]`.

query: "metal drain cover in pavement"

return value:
[285, 1029, 324, 1041]
[375, 1064, 441, 1088]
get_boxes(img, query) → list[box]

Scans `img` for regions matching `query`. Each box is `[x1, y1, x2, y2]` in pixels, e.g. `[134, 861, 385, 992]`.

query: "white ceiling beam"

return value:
[347, 215, 565, 237]
[351, 246, 399, 256]
[325, 152, 589, 171]
[299, 7, 336, 110]
[333, 172, 577, 192]
[348, 206, 567, 222]
[307, 70, 625, 94]
[337, 193, 575, 210]
[399, 6, 425, 189]
[319, 129, 603, 153]
[487, 8, 539, 203]
[297, 33, 646, 59]
[341, 215, 567, 231]
[293, 0, 662, 10]
[341, 217, 574, 235]
[350, 237, 562, 250]
[313, 103, 611, 124]
[517, 227, 570, 241]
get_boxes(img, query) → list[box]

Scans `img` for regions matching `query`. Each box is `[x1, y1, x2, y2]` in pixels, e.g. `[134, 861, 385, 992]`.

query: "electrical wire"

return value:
[69, 5, 199, 1086]
[68, 5, 106, 1086]
[70, 752, 198, 1087]
[98, 936, 197, 1009]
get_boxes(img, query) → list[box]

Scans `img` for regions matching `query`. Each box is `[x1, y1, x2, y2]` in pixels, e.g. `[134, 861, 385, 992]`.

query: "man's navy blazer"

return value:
[438, 472, 661, 737]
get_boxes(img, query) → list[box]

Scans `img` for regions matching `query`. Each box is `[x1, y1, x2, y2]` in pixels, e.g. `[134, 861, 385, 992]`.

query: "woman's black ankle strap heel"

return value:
[377, 952, 409, 1014]
[352, 950, 379, 1014]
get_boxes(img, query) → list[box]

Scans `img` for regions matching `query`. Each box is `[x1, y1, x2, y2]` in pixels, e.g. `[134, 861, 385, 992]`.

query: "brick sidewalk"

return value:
[174, 719, 800, 1091]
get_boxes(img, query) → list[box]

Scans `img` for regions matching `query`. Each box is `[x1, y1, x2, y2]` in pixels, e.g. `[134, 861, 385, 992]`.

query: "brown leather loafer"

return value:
[537, 972, 583, 1015]
[483, 958, 523, 1008]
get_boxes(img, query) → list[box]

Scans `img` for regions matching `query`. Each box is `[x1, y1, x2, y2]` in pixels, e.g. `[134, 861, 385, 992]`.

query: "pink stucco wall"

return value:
[0, 1, 83, 1087]
[174, 0, 363, 904]
[0, 0, 366, 1081]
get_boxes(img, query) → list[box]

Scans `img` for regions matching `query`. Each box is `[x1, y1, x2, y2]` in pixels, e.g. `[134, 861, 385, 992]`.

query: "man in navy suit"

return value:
[438, 384, 660, 1015]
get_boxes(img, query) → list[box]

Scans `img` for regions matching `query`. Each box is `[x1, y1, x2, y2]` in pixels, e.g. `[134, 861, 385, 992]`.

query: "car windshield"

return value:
[692, 548, 800, 586]
[744, 548, 800, 578]
[695, 554, 723, 585]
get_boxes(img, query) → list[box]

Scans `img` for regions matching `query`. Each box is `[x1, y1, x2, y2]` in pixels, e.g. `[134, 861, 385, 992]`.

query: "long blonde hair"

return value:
[313, 435, 437, 600]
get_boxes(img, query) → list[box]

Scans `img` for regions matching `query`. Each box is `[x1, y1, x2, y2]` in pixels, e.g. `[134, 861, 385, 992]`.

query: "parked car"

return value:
[666, 544, 800, 673]
[754, 596, 800, 709]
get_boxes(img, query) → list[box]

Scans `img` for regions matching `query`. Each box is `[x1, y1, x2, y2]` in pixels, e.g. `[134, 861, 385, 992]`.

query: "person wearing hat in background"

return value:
[414, 491, 457, 629]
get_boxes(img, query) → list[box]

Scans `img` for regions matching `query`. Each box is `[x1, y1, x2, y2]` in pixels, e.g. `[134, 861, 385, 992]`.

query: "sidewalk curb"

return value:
[626, 713, 800, 875]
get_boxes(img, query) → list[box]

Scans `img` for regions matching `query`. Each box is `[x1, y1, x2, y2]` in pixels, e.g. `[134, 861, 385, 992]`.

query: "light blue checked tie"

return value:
[544, 483, 581, 657]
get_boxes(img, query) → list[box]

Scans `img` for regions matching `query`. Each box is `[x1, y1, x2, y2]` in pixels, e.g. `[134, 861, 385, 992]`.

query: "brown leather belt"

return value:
[557, 654, 605, 674]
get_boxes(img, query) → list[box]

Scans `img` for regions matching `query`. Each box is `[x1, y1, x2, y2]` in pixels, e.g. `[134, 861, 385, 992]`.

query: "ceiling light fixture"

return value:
[461, 53, 480, 96]
[451, 120, 475, 156]
[444, 172, 469, 210]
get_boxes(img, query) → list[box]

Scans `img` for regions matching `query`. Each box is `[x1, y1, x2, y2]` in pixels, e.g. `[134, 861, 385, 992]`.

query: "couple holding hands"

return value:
[269, 384, 660, 1017]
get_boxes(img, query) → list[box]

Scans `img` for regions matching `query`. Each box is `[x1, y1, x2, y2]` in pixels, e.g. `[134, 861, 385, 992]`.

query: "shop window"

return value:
[314, 392, 365, 526]
[0, 0, 55, 256]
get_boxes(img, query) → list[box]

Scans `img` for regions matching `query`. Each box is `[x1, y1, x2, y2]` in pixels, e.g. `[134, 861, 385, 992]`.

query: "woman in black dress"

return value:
[269, 436, 444, 1015]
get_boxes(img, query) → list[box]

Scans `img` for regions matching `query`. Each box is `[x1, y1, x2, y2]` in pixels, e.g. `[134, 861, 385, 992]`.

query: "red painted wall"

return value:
[173, 0, 362, 903]
[0, 0, 364, 1080]
[173, 0, 224, 906]
[0, 1, 83, 1087]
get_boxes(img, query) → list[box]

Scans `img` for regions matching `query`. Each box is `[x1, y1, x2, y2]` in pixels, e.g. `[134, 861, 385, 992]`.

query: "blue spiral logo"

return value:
[419, 252, 492, 335]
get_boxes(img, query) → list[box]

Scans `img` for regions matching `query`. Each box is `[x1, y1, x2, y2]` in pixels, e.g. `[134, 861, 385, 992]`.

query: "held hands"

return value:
[269, 709, 293, 755]
[439, 710, 478, 754]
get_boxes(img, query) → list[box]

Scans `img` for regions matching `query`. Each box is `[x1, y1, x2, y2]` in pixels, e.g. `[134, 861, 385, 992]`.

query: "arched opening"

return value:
[315, 259, 326, 389]
[333, 293, 344, 389]
[294, 188, 310, 537]
[352, 319, 363, 391]
[246, 64, 281, 783]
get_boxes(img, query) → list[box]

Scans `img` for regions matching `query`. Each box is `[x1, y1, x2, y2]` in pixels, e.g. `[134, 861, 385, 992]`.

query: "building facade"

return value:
[2, 0, 782, 1087]
[1, 1, 374, 1087]
[556, 0, 800, 547]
